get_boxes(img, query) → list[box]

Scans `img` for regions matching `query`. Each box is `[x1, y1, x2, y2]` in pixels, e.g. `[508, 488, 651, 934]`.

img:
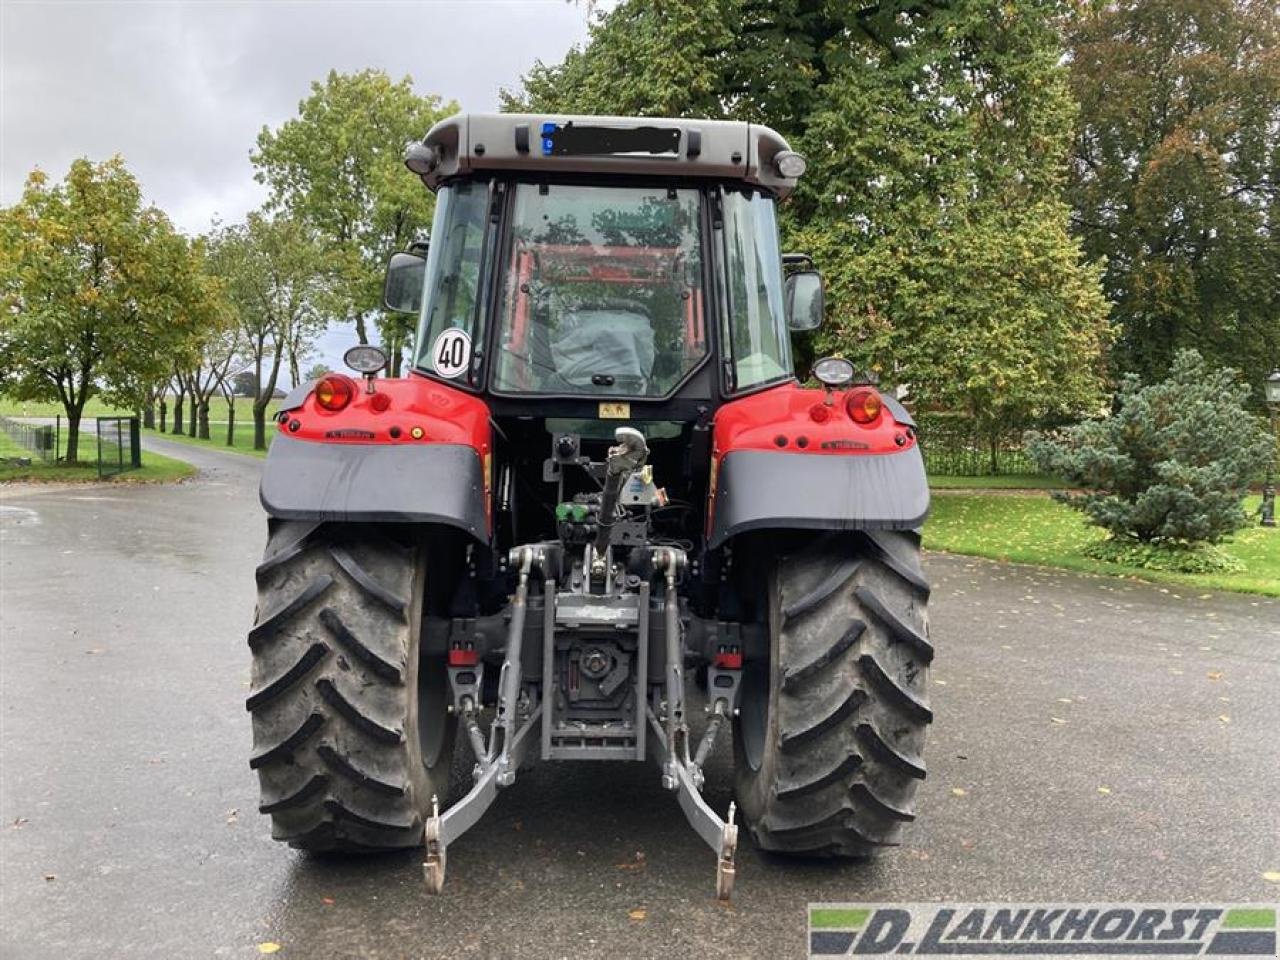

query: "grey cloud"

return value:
[1, 0, 594, 234]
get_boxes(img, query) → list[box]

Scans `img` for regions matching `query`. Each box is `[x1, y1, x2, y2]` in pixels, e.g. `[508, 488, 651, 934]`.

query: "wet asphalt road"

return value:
[1, 438, 1278, 960]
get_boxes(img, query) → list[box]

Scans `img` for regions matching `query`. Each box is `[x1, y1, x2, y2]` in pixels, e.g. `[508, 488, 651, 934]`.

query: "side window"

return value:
[720, 189, 791, 391]
[413, 182, 490, 384]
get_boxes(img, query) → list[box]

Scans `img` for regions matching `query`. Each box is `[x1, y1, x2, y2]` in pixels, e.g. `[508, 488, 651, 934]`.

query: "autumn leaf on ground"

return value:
[1218, 715, 1231, 724]
[321, 897, 335, 905]
[1206, 670, 1223, 681]
[1097, 786, 1112, 795]
[1262, 871, 1280, 883]
[1050, 717, 1067, 724]
[950, 787, 968, 797]
[258, 943, 282, 955]
[628, 908, 647, 921]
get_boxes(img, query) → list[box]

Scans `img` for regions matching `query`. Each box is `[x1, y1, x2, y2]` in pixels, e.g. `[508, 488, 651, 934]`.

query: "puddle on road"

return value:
[0, 504, 41, 526]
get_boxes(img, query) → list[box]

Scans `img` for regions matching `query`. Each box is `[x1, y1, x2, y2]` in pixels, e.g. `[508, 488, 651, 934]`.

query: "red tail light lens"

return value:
[315, 374, 355, 412]
[846, 387, 883, 424]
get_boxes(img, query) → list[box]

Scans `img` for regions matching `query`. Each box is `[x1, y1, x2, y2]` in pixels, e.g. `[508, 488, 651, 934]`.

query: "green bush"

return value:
[1026, 350, 1273, 546]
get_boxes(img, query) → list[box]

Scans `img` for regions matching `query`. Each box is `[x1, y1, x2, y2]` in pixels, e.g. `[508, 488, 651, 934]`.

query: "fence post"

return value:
[130, 417, 142, 468]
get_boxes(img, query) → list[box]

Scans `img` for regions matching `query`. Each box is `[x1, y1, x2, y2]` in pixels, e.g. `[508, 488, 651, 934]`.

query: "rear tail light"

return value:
[315, 374, 355, 412]
[846, 387, 882, 424]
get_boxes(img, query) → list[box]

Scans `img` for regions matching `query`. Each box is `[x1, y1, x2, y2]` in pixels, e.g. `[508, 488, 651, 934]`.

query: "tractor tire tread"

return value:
[735, 530, 931, 857]
[248, 521, 454, 852]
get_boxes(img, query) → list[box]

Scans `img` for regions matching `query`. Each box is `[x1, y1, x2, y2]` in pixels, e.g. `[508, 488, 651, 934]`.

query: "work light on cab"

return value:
[315, 374, 355, 412]
[813, 357, 855, 388]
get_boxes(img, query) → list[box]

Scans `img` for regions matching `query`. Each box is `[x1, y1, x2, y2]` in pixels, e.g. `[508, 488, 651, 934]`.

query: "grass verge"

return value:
[0, 431, 195, 484]
[144, 422, 272, 458]
[925, 492, 1279, 597]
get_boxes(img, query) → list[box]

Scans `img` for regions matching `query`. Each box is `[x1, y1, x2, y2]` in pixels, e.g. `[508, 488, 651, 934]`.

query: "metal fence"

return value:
[96, 417, 142, 478]
[914, 412, 1038, 477]
[0, 415, 57, 463]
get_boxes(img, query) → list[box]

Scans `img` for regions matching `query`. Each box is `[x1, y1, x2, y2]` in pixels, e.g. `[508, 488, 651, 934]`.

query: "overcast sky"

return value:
[0, 0, 597, 375]
[1, 0, 594, 232]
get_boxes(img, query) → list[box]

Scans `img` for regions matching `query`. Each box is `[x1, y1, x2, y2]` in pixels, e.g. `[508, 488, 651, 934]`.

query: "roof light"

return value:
[404, 141, 439, 175]
[775, 150, 807, 179]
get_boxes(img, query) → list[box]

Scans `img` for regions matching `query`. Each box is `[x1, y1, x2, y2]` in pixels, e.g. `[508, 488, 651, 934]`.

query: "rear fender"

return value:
[260, 374, 492, 542]
[707, 382, 928, 548]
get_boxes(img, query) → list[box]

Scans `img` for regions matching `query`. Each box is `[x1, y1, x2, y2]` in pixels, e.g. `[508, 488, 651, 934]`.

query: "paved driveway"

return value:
[2, 437, 1277, 959]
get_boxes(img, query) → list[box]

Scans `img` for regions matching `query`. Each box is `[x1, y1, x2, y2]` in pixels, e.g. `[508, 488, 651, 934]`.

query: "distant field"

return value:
[0, 396, 281, 422]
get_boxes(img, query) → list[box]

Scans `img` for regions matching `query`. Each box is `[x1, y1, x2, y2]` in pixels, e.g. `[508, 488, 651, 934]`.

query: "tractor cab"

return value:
[382, 113, 826, 562]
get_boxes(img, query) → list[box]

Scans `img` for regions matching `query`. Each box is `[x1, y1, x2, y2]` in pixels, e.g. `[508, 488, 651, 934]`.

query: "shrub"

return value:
[1026, 350, 1273, 546]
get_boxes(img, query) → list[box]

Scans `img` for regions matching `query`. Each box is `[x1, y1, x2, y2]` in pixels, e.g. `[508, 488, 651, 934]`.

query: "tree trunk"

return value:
[187, 396, 198, 437]
[253, 404, 267, 451]
[989, 436, 999, 476]
[171, 393, 185, 435]
[226, 403, 236, 447]
[159, 399, 168, 433]
[354, 313, 369, 345]
[143, 403, 155, 430]
[63, 402, 87, 463]
[198, 399, 211, 440]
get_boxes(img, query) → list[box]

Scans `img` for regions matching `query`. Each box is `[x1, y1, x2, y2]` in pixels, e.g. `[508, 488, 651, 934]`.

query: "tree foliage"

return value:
[1027, 350, 1272, 545]
[504, 0, 1113, 443]
[206, 213, 327, 449]
[0, 157, 221, 461]
[253, 69, 456, 371]
[1066, 0, 1280, 396]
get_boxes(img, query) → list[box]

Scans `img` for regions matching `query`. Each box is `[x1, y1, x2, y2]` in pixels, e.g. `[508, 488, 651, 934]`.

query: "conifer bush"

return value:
[1026, 350, 1272, 551]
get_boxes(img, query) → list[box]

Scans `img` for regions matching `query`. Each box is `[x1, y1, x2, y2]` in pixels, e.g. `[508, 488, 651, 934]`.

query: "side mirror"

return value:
[785, 270, 824, 332]
[383, 251, 427, 314]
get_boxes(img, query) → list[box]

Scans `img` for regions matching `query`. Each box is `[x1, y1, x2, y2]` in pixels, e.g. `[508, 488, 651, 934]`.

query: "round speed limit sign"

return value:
[431, 328, 472, 379]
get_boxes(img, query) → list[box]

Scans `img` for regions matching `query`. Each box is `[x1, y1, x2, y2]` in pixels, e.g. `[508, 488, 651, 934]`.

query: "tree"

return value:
[303, 362, 331, 383]
[1027, 350, 1272, 547]
[207, 212, 327, 450]
[252, 70, 456, 374]
[1066, 0, 1280, 395]
[0, 158, 219, 461]
[505, 0, 1113, 450]
[232, 370, 258, 398]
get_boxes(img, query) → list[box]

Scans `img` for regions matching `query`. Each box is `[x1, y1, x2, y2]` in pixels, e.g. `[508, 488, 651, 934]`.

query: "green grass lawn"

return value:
[925, 492, 1279, 597]
[0, 427, 195, 484]
[145, 420, 274, 458]
[929, 473, 1068, 490]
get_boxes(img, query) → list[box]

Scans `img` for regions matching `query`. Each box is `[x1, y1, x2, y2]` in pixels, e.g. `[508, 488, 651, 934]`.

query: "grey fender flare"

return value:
[260, 434, 488, 541]
[707, 446, 929, 549]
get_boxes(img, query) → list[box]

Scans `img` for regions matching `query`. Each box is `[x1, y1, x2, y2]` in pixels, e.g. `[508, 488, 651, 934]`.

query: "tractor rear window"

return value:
[492, 183, 707, 397]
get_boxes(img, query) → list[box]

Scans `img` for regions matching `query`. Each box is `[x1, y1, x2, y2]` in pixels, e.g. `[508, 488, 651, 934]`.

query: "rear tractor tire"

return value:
[246, 521, 456, 851]
[733, 530, 932, 856]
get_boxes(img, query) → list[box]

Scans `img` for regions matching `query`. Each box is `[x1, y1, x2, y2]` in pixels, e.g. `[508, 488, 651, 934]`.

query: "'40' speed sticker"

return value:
[431, 328, 471, 379]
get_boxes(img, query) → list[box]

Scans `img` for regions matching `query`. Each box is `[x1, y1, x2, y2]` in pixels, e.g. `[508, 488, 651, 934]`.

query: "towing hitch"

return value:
[423, 541, 743, 900]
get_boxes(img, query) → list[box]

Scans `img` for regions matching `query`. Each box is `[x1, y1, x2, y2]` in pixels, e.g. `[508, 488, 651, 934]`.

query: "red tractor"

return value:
[248, 114, 931, 899]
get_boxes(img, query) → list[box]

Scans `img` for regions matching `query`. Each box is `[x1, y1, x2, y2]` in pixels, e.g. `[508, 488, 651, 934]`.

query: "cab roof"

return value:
[405, 112, 803, 198]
